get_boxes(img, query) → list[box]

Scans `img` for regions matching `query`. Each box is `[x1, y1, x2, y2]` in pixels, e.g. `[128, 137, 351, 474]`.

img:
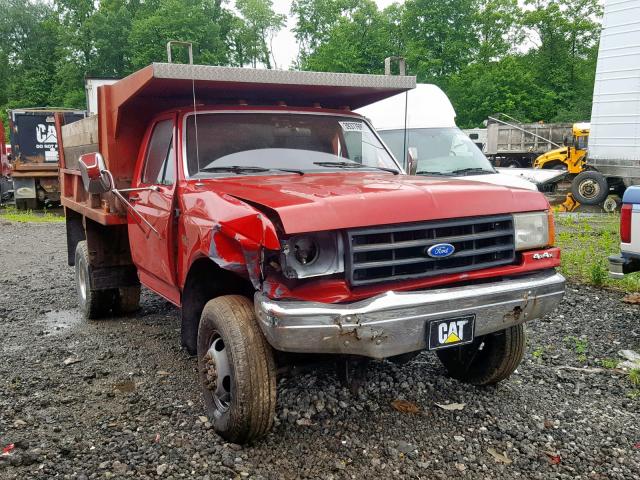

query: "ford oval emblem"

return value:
[426, 243, 455, 258]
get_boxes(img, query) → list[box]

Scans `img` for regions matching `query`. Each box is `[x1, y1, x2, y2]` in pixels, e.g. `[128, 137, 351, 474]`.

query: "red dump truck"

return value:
[56, 60, 565, 443]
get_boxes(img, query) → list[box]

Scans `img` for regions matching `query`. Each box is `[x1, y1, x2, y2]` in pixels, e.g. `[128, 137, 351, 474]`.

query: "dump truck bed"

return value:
[58, 63, 416, 225]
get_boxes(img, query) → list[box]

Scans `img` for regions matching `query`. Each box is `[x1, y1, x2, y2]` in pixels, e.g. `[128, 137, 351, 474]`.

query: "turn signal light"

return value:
[547, 210, 555, 246]
[621, 204, 632, 244]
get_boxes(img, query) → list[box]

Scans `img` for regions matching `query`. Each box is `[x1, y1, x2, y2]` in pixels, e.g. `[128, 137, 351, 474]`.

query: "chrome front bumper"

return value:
[254, 270, 565, 359]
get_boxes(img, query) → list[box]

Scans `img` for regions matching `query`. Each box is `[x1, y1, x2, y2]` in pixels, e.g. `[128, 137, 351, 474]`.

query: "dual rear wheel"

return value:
[75, 241, 140, 319]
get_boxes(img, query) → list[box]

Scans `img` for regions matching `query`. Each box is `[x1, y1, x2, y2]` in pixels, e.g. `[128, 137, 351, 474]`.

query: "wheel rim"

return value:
[603, 197, 617, 212]
[78, 261, 88, 302]
[203, 333, 232, 415]
[578, 179, 600, 199]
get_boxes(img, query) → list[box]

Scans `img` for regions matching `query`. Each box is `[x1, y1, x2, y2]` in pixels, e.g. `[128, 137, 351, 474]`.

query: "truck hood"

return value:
[209, 172, 549, 234]
[458, 172, 537, 191]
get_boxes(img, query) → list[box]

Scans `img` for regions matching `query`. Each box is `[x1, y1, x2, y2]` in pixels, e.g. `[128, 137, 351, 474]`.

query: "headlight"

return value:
[513, 211, 552, 251]
[281, 232, 344, 279]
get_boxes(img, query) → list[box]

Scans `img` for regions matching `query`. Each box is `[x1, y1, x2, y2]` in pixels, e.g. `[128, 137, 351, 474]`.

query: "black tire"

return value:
[571, 171, 609, 205]
[75, 241, 115, 319]
[197, 295, 276, 443]
[115, 285, 141, 314]
[436, 324, 526, 385]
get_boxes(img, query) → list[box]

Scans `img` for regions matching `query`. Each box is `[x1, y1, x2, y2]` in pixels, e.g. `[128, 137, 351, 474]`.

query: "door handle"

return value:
[129, 194, 141, 202]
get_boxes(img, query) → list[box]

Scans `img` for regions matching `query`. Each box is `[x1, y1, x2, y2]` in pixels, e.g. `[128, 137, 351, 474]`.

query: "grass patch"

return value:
[564, 335, 588, 355]
[532, 346, 545, 360]
[600, 358, 619, 369]
[0, 206, 64, 223]
[555, 213, 640, 292]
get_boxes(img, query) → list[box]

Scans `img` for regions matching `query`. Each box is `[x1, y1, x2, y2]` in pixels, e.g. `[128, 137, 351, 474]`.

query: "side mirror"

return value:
[78, 152, 112, 194]
[407, 147, 418, 175]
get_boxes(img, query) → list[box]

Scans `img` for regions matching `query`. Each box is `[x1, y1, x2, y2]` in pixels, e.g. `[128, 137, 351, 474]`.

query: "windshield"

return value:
[574, 134, 588, 150]
[185, 113, 399, 176]
[379, 127, 495, 175]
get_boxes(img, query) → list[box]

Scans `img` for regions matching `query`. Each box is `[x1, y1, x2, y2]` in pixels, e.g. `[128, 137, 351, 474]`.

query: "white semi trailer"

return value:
[572, 0, 640, 205]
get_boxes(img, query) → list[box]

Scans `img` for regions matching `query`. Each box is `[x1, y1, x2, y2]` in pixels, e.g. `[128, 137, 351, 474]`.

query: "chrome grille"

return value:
[347, 215, 515, 286]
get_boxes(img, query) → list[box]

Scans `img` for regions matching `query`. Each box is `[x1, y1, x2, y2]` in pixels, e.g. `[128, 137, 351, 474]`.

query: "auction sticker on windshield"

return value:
[428, 315, 475, 350]
[339, 121, 363, 132]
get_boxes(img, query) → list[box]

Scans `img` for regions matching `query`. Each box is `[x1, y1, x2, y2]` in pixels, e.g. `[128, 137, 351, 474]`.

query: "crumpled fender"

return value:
[181, 189, 280, 289]
[210, 213, 280, 288]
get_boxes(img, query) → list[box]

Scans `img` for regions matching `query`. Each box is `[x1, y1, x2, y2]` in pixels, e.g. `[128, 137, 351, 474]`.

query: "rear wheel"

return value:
[571, 171, 609, 205]
[197, 295, 276, 443]
[436, 324, 526, 385]
[75, 241, 115, 319]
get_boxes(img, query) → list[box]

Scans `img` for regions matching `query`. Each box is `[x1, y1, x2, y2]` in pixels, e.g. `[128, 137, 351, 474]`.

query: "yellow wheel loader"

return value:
[533, 122, 590, 173]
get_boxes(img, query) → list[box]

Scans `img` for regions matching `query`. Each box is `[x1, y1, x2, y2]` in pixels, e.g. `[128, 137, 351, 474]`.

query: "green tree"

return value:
[476, 0, 523, 62]
[234, 0, 285, 68]
[129, 0, 233, 69]
[0, 0, 62, 109]
[293, 0, 398, 73]
[402, 0, 479, 80]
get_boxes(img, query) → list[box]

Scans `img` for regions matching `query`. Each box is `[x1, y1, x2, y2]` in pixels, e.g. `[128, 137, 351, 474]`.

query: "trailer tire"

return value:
[436, 324, 525, 386]
[115, 286, 141, 314]
[75, 241, 114, 319]
[197, 295, 276, 443]
[572, 171, 609, 205]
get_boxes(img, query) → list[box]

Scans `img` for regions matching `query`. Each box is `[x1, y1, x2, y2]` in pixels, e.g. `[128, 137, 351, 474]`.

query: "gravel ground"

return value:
[0, 220, 639, 480]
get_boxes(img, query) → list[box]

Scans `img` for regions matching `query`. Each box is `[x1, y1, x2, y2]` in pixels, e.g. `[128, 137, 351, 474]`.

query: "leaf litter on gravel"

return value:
[622, 293, 640, 304]
[391, 399, 420, 413]
[544, 451, 562, 465]
[435, 402, 466, 411]
[487, 448, 512, 465]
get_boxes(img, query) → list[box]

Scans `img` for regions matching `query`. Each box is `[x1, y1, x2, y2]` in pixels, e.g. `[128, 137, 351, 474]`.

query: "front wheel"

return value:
[436, 324, 525, 385]
[197, 295, 276, 443]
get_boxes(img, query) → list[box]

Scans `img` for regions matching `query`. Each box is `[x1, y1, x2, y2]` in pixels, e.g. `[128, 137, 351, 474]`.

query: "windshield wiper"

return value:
[200, 165, 304, 175]
[415, 170, 454, 176]
[313, 161, 399, 175]
[416, 168, 494, 177]
[449, 167, 495, 176]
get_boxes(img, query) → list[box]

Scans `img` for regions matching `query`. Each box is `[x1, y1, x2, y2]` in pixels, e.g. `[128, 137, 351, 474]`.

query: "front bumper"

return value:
[609, 254, 640, 278]
[254, 270, 565, 359]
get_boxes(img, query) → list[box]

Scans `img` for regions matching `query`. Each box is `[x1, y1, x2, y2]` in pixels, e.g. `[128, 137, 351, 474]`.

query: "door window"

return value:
[143, 119, 175, 185]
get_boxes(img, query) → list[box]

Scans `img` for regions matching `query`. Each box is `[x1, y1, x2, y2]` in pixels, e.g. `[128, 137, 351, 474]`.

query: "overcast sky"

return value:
[270, 0, 400, 69]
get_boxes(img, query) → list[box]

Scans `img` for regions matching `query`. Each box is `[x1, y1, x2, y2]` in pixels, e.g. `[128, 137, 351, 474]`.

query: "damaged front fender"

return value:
[181, 189, 280, 289]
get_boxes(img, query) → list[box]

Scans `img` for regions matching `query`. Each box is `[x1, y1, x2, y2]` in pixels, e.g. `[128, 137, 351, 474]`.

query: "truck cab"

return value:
[533, 122, 590, 173]
[57, 61, 565, 443]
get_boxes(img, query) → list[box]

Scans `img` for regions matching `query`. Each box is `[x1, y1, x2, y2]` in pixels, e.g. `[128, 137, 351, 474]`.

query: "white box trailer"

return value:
[84, 78, 119, 116]
[574, 0, 640, 204]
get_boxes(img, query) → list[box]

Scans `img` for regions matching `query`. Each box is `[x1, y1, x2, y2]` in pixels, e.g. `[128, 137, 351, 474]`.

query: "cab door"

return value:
[128, 114, 180, 304]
